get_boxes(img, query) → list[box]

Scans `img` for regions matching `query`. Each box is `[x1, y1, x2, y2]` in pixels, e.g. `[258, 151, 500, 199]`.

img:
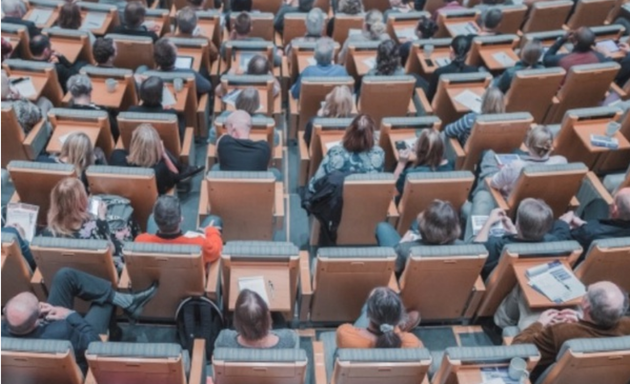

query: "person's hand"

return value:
[7, 223, 26, 239]
[39, 302, 53, 317]
[619, 42, 630, 54]
[488, 208, 506, 224]
[150, 23, 161, 33]
[398, 148, 412, 164]
[229, 29, 238, 40]
[537, 309, 560, 327]
[570, 215, 586, 228]
[48, 55, 59, 64]
[501, 216, 517, 234]
[560, 211, 576, 224]
[97, 201, 107, 220]
[554, 309, 580, 324]
[45, 306, 74, 321]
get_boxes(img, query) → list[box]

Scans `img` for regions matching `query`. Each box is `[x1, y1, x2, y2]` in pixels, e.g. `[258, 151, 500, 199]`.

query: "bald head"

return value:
[584, 281, 628, 328]
[4, 292, 40, 335]
[612, 187, 630, 220]
[225, 110, 252, 139]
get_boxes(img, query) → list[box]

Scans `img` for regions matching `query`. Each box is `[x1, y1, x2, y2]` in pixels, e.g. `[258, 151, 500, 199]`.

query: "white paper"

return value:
[479, 367, 520, 384]
[434, 57, 451, 67]
[142, 20, 157, 30]
[307, 57, 317, 66]
[348, 28, 362, 37]
[238, 52, 256, 71]
[11, 77, 37, 98]
[362, 57, 376, 69]
[238, 276, 270, 305]
[175, 56, 193, 69]
[81, 12, 107, 30]
[27, 9, 53, 24]
[449, 22, 478, 36]
[453, 89, 482, 113]
[396, 28, 417, 40]
[480, 379, 506, 384]
[325, 140, 341, 150]
[397, 137, 417, 149]
[58, 132, 71, 145]
[6, 203, 39, 242]
[527, 261, 586, 303]
[596, 40, 620, 53]
[492, 51, 516, 67]
[162, 87, 177, 107]
[471, 215, 505, 236]
[222, 88, 242, 106]
[538, 47, 549, 64]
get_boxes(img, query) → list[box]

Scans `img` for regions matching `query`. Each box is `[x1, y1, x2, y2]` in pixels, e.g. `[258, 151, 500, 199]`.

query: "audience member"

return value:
[304, 85, 354, 148]
[400, 16, 437, 67]
[495, 40, 544, 93]
[367, 39, 405, 77]
[56, 3, 96, 44]
[384, 0, 413, 20]
[172, 7, 219, 62]
[1, 72, 47, 134]
[92, 37, 117, 67]
[432, 0, 465, 20]
[274, 0, 315, 34]
[2, 38, 13, 61]
[112, 1, 160, 42]
[221, 12, 282, 66]
[215, 54, 281, 97]
[444, 87, 505, 145]
[292, 37, 349, 99]
[30, 35, 81, 93]
[2, 0, 41, 37]
[328, 0, 364, 36]
[216, 110, 273, 173]
[66, 74, 120, 140]
[477, 7, 502, 36]
[153, 38, 212, 95]
[285, 8, 326, 56]
[543, 27, 609, 75]
[427, 35, 478, 100]
[338, 10, 390, 65]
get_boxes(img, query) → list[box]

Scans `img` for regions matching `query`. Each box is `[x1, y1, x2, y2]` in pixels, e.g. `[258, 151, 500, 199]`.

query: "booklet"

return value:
[471, 215, 505, 237]
[591, 134, 619, 149]
[6, 203, 39, 242]
[238, 276, 270, 305]
[222, 89, 264, 112]
[480, 367, 521, 384]
[492, 51, 516, 67]
[362, 57, 376, 69]
[396, 28, 417, 41]
[238, 52, 256, 71]
[434, 57, 451, 67]
[596, 39, 620, 53]
[453, 89, 482, 113]
[526, 260, 586, 303]
[27, 8, 53, 25]
[11, 77, 37, 98]
[449, 22, 478, 36]
[162, 87, 177, 107]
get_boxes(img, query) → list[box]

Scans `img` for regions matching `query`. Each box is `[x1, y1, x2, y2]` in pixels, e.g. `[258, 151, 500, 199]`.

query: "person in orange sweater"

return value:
[136, 195, 223, 269]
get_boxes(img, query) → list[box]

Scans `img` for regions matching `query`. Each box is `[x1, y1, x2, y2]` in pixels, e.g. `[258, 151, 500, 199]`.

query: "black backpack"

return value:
[175, 296, 224, 359]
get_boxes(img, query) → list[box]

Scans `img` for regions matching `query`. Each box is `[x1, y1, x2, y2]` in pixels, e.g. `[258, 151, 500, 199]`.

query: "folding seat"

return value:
[169, 37, 212, 74]
[435, 8, 480, 38]
[573, 169, 615, 219]
[105, 34, 154, 70]
[505, 68, 566, 123]
[42, 28, 94, 64]
[217, 74, 278, 118]
[213, 348, 308, 384]
[520, 1, 573, 33]
[283, 12, 329, 47]
[198, 171, 285, 241]
[574, 237, 630, 292]
[489, 4, 527, 35]
[565, 0, 617, 29]
[358, 76, 416, 127]
[386, 11, 432, 44]
[398, 244, 488, 322]
[85, 340, 207, 384]
[467, 35, 520, 72]
[316, 332, 432, 384]
[1, 232, 34, 306]
[331, 14, 364, 46]
[228, 12, 275, 41]
[222, 41, 276, 85]
[485, 163, 589, 218]
[475, 241, 582, 318]
[345, 40, 380, 80]
[24, 0, 63, 29]
[299, 247, 397, 322]
[404, 38, 452, 81]
[430, 72, 492, 125]
[602, 165, 630, 193]
[218, 241, 299, 319]
[76, 2, 119, 35]
[2, 338, 83, 384]
[196, 10, 222, 54]
[379, 116, 442, 170]
[80, 66, 139, 111]
[48, 108, 115, 156]
[1, 23, 32, 59]
[289, 40, 341, 82]
[1, 102, 49, 168]
[7, 161, 75, 224]
[534, 336, 630, 384]
[3, 59, 64, 106]
[86, 165, 158, 232]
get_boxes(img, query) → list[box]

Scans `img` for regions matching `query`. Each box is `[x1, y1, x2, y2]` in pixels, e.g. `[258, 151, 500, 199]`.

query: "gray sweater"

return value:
[214, 329, 299, 349]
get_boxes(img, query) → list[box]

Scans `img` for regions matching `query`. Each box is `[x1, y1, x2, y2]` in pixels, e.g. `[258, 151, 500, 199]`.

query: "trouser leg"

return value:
[47, 268, 114, 309]
[494, 286, 521, 329]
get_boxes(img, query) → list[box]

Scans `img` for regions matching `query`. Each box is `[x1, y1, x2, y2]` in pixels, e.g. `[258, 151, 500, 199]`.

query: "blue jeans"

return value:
[375, 221, 419, 272]
[2, 227, 36, 271]
[146, 215, 223, 235]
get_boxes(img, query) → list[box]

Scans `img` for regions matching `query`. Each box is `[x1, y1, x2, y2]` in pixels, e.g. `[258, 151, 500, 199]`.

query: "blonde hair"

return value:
[59, 132, 94, 176]
[47, 177, 89, 236]
[364, 10, 386, 39]
[127, 123, 162, 167]
[524, 125, 553, 158]
[480, 87, 505, 114]
[322, 85, 353, 118]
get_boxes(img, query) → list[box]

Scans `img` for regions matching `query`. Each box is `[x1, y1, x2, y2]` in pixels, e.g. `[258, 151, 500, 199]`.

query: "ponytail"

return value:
[450, 35, 472, 69]
[375, 323, 403, 348]
[366, 287, 405, 349]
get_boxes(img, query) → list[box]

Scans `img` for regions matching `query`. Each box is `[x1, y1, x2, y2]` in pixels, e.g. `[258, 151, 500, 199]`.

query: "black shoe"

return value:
[124, 282, 159, 321]
[176, 165, 204, 182]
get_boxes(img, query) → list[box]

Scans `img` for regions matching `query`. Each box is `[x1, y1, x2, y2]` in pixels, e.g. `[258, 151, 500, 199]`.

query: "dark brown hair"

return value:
[233, 289, 271, 342]
[124, 1, 146, 28]
[234, 12, 252, 35]
[342, 114, 376, 153]
[414, 129, 444, 169]
[58, 3, 82, 29]
[154, 38, 177, 69]
[418, 200, 461, 244]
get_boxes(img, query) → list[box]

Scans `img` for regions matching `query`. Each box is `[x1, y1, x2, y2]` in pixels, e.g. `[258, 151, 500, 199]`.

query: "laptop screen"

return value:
[175, 56, 194, 69]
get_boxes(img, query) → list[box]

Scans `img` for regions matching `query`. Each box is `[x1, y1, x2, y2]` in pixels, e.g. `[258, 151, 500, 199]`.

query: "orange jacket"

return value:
[135, 227, 223, 266]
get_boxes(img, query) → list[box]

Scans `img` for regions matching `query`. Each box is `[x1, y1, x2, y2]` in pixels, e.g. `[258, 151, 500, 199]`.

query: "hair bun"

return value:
[379, 323, 394, 333]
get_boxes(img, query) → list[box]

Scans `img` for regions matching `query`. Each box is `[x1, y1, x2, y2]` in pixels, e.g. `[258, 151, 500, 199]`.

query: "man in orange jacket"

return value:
[136, 195, 223, 270]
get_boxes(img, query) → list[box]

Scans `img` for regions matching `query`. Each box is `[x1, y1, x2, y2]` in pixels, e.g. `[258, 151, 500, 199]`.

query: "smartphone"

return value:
[424, 59, 434, 67]
[88, 197, 101, 216]
[395, 141, 408, 151]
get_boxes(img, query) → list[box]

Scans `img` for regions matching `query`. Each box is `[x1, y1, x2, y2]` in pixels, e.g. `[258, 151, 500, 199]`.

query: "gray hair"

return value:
[67, 74, 93, 98]
[177, 7, 198, 34]
[2, 0, 27, 17]
[305, 8, 325, 37]
[587, 283, 629, 328]
[153, 195, 182, 234]
[314, 37, 335, 65]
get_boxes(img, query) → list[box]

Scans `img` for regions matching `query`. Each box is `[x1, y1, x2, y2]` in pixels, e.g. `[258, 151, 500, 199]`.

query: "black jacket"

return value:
[427, 62, 479, 101]
[569, 219, 630, 261]
[2, 17, 41, 38]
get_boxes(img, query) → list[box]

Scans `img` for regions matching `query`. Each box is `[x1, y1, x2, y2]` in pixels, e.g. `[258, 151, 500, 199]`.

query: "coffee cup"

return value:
[105, 78, 117, 93]
[509, 357, 529, 382]
[424, 44, 435, 59]
[606, 121, 621, 137]
[173, 78, 184, 92]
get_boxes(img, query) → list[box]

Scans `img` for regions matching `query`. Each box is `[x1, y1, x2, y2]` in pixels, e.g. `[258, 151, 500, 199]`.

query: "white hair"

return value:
[305, 8, 325, 36]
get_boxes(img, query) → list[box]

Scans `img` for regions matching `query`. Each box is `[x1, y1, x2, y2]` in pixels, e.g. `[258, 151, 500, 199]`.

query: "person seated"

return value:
[304, 85, 355, 148]
[476, 7, 502, 36]
[65, 74, 120, 140]
[543, 27, 609, 76]
[444, 87, 505, 146]
[29, 35, 82, 93]
[136, 195, 223, 270]
[327, 0, 364, 37]
[215, 54, 281, 97]
[92, 37, 117, 68]
[336, 287, 422, 348]
[1, 0, 41, 37]
[171, 7, 219, 63]
[212, 87, 274, 144]
[432, 0, 465, 20]
[400, 16, 437, 67]
[358, 39, 406, 93]
[512, 281, 630, 381]
[112, 1, 160, 42]
[153, 38, 212, 95]
[215, 110, 273, 172]
[128, 76, 186, 140]
[308, 114, 385, 192]
[426, 35, 478, 101]
[215, 289, 299, 349]
[1, 268, 158, 373]
[474, 198, 570, 280]
[291, 37, 349, 100]
[1, 72, 46, 134]
[274, 0, 315, 34]
[495, 40, 544, 93]
[376, 199, 463, 273]
[285, 8, 326, 56]
[226, 0, 253, 30]
[338, 10, 390, 65]
[393, 129, 454, 200]
[56, 3, 96, 44]
[220, 12, 282, 67]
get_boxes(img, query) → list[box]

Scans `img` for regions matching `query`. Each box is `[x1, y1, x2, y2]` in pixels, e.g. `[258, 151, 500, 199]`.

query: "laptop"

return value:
[174, 56, 194, 69]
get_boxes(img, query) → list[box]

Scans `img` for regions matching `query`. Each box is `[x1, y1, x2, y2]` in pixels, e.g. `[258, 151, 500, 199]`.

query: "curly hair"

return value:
[338, 0, 364, 14]
[375, 39, 401, 75]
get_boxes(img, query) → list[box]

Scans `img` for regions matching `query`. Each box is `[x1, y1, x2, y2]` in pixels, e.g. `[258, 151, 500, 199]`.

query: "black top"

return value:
[109, 149, 178, 194]
[569, 219, 630, 261]
[2, 17, 41, 38]
[217, 135, 271, 171]
[34, 55, 81, 94]
[127, 104, 185, 141]
[111, 25, 159, 42]
[427, 62, 479, 101]
[69, 103, 120, 141]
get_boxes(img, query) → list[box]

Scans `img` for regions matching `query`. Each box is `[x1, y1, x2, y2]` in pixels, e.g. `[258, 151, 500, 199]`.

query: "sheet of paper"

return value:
[434, 57, 452, 67]
[238, 276, 270, 305]
[27, 8, 53, 24]
[398, 137, 417, 149]
[492, 51, 516, 67]
[362, 57, 376, 69]
[11, 77, 37, 98]
[480, 366, 519, 384]
[449, 22, 478, 36]
[528, 262, 586, 303]
[58, 132, 71, 145]
[596, 40, 620, 53]
[222, 89, 242, 106]
[325, 140, 341, 151]
[81, 12, 107, 30]
[471, 215, 505, 236]
[238, 52, 256, 71]
[183, 231, 205, 238]
[162, 87, 177, 107]
[396, 28, 417, 41]
[453, 89, 482, 112]
[142, 20, 157, 30]
[6, 203, 39, 242]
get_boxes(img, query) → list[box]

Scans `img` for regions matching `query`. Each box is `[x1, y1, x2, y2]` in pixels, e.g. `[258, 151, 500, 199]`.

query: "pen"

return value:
[267, 280, 275, 300]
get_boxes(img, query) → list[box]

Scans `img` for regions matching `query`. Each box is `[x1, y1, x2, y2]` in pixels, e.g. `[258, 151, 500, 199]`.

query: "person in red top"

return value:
[136, 195, 223, 269]
[543, 27, 610, 78]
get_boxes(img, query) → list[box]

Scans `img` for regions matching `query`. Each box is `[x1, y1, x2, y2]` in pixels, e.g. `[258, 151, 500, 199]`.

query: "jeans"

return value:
[48, 268, 115, 334]
[463, 190, 497, 242]
[375, 221, 420, 273]
[2, 227, 36, 271]
[146, 215, 223, 235]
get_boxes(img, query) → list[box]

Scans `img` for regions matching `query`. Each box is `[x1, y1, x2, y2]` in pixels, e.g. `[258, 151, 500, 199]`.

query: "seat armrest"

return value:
[299, 250, 313, 322]
[274, 181, 285, 221]
[196, 93, 210, 138]
[205, 259, 221, 302]
[181, 127, 195, 165]
[415, 87, 433, 115]
[313, 341, 327, 384]
[85, 369, 97, 384]
[446, 137, 466, 170]
[569, 196, 580, 210]
[485, 177, 509, 211]
[299, 136, 310, 187]
[198, 180, 211, 226]
[118, 265, 131, 291]
[388, 272, 400, 293]
[22, 118, 49, 159]
[188, 339, 207, 384]
[610, 82, 628, 100]
[30, 268, 47, 300]
[407, 97, 417, 116]
[206, 143, 217, 169]
[463, 276, 486, 319]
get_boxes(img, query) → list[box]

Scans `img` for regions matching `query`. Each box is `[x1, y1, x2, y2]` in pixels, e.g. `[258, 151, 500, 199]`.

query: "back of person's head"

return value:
[450, 35, 472, 67]
[246, 54, 271, 74]
[124, 1, 147, 28]
[343, 114, 376, 153]
[479, 7, 502, 30]
[154, 38, 177, 69]
[524, 125, 553, 159]
[225, 110, 253, 137]
[322, 85, 353, 118]
[235, 87, 260, 114]
[314, 37, 336, 66]
[231, 0, 253, 12]
[67, 74, 92, 99]
[177, 7, 198, 34]
[416, 16, 438, 39]
[234, 12, 252, 36]
[364, 10, 386, 40]
[366, 287, 404, 348]
[298, 0, 315, 12]
[29, 35, 51, 57]
[48, 177, 89, 235]
[233, 289, 271, 342]
[2, 0, 27, 17]
[574, 27, 595, 53]
[93, 37, 116, 65]
[375, 39, 400, 75]
[60, 132, 94, 176]
[305, 8, 325, 36]
[418, 199, 461, 244]
[520, 39, 543, 67]
[612, 188, 630, 220]
[414, 128, 444, 169]
[128, 123, 162, 167]
[139, 76, 164, 106]
[515, 198, 554, 240]
[338, 0, 364, 14]
[585, 281, 628, 328]
[4, 292, 40, 335]
[58, 2, 82, 30]
[153, 195, 182, 234]
[480, 87, 505, 114]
